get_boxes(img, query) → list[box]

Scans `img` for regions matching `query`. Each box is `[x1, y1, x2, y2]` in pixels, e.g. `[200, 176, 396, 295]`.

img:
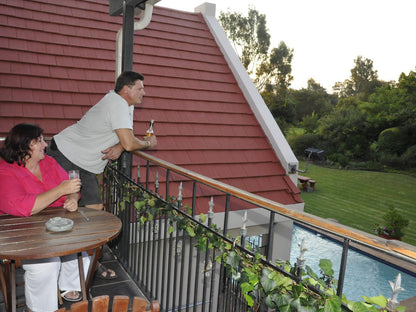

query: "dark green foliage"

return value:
[379, 153, 404, 169]
[288, 69, 416, 168]
[219, 5, 416, 169]
[377, 127, 409, 155]
[327, 153, 350, 167]
[288, 133, 322, 157]
[300, 112, 320, 134]
[317, 106, 371, 160]
[401, 145, 416, 167]
[291, 79, 336, 121]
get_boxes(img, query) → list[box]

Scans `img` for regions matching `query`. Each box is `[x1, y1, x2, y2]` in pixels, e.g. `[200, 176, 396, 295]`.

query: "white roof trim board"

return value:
[195, 3, 299, 186]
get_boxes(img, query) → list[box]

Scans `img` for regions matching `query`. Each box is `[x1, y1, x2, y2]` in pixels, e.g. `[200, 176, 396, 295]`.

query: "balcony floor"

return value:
[1, 245, 146, 311]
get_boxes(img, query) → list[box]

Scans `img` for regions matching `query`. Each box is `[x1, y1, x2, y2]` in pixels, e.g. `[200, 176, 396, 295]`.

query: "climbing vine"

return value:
[110, 171, 406, 312]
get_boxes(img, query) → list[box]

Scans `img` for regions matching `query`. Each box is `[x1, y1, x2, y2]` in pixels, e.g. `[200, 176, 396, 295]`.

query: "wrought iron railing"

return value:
[102, 151, 416, 312]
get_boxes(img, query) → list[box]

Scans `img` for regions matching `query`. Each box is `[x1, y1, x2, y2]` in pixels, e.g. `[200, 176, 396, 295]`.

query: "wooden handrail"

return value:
[134, 151, 416, 263]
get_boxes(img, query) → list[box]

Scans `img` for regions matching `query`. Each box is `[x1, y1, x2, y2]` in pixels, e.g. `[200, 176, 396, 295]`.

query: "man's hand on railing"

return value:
[101, 143, 124, 161]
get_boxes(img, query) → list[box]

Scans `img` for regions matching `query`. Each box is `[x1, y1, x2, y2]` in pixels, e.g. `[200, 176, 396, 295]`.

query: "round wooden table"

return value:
[0, 207, 121, 312]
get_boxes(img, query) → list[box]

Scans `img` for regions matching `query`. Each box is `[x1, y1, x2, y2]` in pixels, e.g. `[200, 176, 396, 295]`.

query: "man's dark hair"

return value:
[115, 71, 144, 93]
[0, 123, 44, 166]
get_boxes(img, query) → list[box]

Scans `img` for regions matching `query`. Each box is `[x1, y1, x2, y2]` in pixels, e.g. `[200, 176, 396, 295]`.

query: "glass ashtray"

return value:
[45, 217, 74, 232]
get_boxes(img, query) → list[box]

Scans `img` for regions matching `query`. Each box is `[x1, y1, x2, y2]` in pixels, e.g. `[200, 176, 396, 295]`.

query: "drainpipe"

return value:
[115, 0, 158, 79]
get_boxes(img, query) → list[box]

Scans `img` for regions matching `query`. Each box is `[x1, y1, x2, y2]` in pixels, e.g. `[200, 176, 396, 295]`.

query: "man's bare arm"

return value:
[115, 128, 157, 151]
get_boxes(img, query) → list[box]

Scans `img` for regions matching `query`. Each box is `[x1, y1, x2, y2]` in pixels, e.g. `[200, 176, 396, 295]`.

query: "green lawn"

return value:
[298, 162, 416, 246]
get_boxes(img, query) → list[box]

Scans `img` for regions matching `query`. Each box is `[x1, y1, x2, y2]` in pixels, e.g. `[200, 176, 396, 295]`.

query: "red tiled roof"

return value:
[0, 0, 302, 207]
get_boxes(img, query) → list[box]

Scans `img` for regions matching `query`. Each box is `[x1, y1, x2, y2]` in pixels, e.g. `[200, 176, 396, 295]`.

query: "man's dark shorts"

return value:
[47, 139, 102, 206]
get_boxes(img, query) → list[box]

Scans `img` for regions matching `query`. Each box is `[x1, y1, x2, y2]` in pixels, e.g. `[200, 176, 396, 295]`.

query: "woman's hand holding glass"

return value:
[61, 177, 81, 194]
[61, 172, 81, 211]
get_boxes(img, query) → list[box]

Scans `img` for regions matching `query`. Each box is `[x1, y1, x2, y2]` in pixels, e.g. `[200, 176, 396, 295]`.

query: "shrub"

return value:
[380, 153, 405, 169]
[401, 144, 416, 167]
[327, 153, 350, 167]
[288, 133, 322, 157]
[374, 207, 410, 239]
[378, 126, 414, 156]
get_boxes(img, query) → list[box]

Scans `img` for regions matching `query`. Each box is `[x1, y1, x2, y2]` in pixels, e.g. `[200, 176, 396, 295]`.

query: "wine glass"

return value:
[68, 170, 80, 180]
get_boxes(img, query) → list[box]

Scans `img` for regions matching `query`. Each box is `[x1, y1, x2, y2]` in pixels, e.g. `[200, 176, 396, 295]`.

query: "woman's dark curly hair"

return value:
[0, 123, 44, 166]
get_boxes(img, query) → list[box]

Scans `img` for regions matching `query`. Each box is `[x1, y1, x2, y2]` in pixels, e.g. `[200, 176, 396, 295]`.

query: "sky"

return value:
[156, 0, 416, 92]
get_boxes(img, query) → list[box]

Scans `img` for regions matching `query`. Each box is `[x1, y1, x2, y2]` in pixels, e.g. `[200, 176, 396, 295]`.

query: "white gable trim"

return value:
[195, 3, 299, 185]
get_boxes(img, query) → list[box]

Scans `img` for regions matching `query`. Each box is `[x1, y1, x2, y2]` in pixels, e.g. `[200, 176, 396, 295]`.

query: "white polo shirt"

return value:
[54, 90, 134, 174]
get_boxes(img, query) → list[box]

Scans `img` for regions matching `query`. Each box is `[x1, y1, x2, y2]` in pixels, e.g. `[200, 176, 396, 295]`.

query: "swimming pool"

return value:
[290, 224, 416, 302]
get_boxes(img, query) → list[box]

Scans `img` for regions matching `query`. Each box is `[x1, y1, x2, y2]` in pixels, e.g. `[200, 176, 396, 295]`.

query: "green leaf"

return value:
[186, 226, 195, 237]
[264, 295, 276, 308]
[242, 267, 258, 283]
[307, 277, 318, 286]
[361, 295, 387, 307]
[260, 269, 277, 293]
[168, 225, 175, 235]
[319, 259, 334, 276]
[305, 265, 318, 279]
[134, 200, 146, 210]
[397, 306, 407, 312]
[275, 294, 292, 312]
[268, 270, 292, 289]
[214, 255, 222, 264]
[240, 281, 254, 293]
[147, 213, 154, 222]
[243, 293, 254, 307]
[226, 251, 240, 269]
[324, 288, 336, 296]
[195, 236, 207, 252]
[199, 213, 207, 223]
[351, 301, 379, 312]
[323, 296, 342, 312]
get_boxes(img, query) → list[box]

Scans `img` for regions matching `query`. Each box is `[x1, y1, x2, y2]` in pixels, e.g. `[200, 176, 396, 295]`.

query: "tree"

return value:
[333, 56, 382, 100]
[364, 69, 416, 131]
[317, 106, 371, 160]
[219, 7, 293, 91]
[259, 41, 294, 91]
[291, 78, 336, 122]
[260, 85, 296, 131]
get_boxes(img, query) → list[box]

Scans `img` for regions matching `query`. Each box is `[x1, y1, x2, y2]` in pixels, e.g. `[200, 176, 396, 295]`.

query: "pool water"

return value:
[290, 224, 416, 302]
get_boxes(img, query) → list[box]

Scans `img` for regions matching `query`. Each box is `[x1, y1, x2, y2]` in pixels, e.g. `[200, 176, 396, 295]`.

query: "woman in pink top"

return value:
[0, 123, 88, 311]
[0, 124, 81, 216]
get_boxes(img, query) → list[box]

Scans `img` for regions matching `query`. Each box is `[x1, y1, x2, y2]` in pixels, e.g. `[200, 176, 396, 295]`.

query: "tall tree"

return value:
[333, 56, 382, 100]
[219, 7, 293, 91]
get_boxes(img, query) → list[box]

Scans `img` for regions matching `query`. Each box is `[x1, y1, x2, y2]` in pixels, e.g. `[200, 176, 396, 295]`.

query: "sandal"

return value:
[95, 263, 118, 280]
[61, 290, 82, 302]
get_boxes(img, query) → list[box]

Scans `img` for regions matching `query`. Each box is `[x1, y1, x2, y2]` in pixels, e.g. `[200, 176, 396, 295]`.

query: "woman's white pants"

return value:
[22, 252, 90, 312]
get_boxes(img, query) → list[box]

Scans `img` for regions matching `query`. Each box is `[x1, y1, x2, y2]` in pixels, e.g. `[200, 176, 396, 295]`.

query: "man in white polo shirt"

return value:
[49, 71, 156, 210]
[48, 71, 157, 282]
